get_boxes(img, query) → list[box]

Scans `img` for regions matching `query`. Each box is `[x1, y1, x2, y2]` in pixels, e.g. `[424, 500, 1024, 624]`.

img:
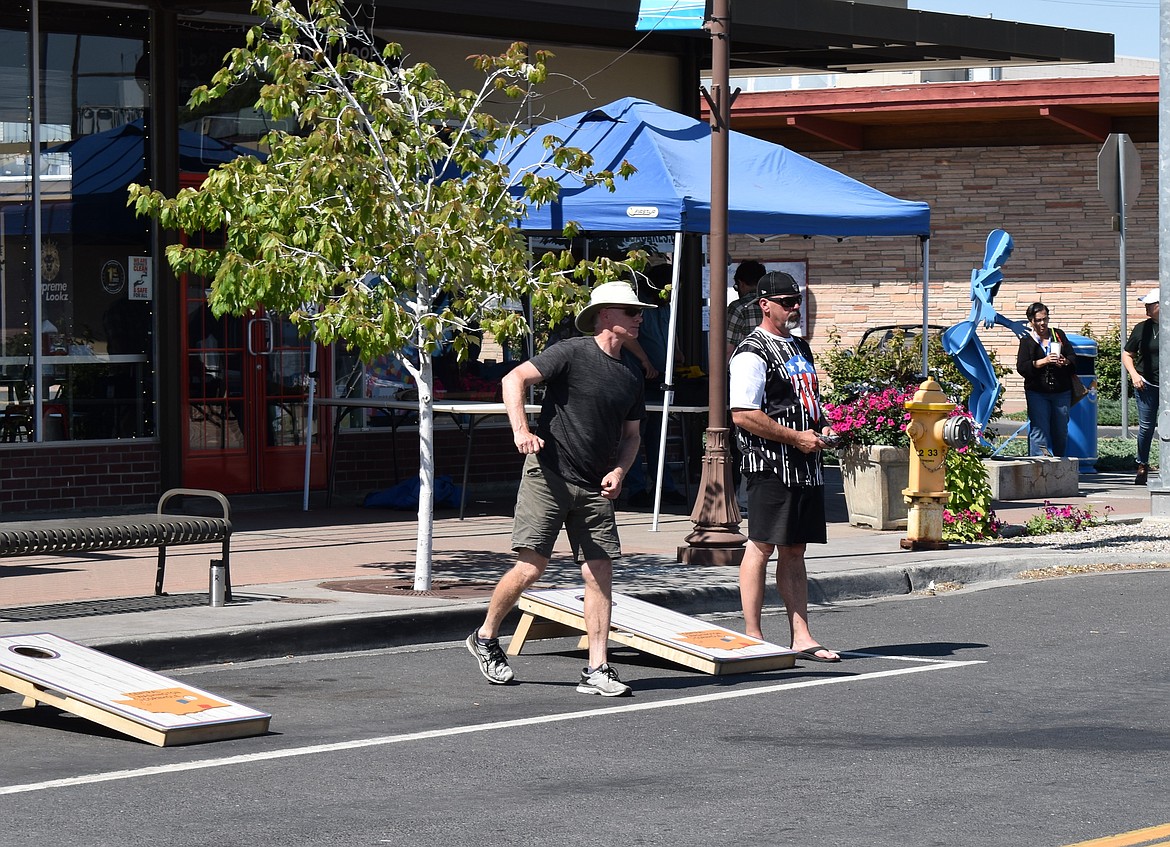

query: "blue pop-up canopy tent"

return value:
[498, 97, 932, 524]
[498, 97, 930, 238]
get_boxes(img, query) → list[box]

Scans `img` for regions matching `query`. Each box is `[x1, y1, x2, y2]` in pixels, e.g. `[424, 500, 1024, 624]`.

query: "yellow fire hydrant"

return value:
[900, 378, 974, 551]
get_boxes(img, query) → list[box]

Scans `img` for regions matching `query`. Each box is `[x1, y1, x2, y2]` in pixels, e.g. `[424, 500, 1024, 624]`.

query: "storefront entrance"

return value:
[180, 231, 328, 495]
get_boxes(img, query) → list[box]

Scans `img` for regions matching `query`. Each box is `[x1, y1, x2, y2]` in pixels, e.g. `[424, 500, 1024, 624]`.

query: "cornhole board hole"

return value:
[510, 588, 796, 675]
[0, 633, 271, 747]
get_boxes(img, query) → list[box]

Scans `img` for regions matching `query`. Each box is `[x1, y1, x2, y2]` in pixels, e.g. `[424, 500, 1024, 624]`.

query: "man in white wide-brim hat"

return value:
[466, 279, 653, 697]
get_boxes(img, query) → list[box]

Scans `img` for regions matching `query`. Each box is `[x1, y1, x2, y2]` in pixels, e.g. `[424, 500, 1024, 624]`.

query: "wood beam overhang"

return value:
[725, 76, 1156, 151]
[785, 115, 864, 150]
[730, 77, 1158, 120]
[1039, 105, 1112, 141]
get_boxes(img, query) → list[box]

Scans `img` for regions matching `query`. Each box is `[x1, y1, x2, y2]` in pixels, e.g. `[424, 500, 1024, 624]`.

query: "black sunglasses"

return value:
[766, 295, 802, 309]
[614, 306, 643, 317]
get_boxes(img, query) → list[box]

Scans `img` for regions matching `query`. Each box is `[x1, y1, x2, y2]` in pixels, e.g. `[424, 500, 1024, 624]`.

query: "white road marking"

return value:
[0, 658, 983, 796]
[841, 651, 960, 663]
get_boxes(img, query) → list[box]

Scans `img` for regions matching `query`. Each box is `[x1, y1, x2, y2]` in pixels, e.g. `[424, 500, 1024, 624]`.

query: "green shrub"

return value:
[990, 424, 1158, 471]
[1078, 322, 1122, 401]
[942, 445, 1003, 541]
[818, 327, 1007, 422]
[1024, 501, 1111, 535]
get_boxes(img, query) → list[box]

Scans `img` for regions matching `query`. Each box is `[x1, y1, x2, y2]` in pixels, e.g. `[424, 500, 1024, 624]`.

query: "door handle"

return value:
[247, 315, 274, 356]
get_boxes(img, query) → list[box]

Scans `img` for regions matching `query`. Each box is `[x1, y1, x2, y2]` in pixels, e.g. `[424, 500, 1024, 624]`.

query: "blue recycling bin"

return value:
[1066, 333, 1098, 473]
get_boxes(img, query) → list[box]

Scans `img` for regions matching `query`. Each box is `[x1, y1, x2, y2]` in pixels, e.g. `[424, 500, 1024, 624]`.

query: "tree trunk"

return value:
[413, 351, 435, 591]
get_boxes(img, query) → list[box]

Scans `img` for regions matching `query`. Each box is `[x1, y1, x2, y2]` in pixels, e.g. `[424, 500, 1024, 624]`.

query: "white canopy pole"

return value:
[651, 231, 685, 531]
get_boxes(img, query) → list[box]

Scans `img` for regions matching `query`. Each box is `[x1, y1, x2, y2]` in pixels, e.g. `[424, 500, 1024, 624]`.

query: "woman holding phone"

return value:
[1016, 301, 1078, 457]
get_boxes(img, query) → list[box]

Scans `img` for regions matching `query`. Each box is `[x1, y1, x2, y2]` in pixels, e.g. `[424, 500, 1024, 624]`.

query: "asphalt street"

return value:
[1, 570, 1167, 847]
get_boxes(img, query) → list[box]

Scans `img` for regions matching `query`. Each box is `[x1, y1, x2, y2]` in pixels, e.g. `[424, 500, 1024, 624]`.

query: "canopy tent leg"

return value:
[652, 232, 686, 531]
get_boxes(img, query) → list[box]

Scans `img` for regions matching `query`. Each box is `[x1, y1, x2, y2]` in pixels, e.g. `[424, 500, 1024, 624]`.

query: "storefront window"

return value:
[1, 3, 155, 443]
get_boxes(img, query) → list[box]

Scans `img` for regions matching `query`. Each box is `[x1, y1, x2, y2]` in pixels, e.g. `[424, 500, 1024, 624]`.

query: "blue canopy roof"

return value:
[2, 122, 261, 237]
[45, 120, 261, 197]
[499, 97, 930, 238]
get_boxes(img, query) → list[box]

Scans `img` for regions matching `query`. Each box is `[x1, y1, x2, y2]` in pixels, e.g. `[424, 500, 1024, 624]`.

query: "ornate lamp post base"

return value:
[676, 427, 746, 566]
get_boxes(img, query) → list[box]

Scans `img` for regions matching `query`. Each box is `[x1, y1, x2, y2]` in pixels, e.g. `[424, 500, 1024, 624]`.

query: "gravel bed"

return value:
[996, 519, 1170, 558]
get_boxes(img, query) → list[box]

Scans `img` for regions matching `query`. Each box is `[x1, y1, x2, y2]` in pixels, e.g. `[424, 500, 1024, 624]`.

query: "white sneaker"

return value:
[466, 632, 514, 684]
[576, 664, 632, 697]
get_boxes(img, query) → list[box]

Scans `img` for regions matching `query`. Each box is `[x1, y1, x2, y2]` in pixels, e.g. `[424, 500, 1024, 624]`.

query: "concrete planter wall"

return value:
[839, 444, 911, 530]
[982, 456, 1079, 500]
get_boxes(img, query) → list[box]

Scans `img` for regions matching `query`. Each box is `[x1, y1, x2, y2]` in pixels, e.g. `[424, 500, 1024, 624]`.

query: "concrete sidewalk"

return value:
[0, 467, 1160, 670]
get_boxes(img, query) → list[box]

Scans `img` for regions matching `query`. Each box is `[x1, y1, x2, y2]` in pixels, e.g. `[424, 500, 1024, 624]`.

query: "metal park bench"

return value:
[0, 488, 233, 601]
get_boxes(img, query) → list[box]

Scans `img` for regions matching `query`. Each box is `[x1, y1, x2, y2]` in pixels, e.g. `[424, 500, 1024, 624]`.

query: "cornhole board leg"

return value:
[513, 588, 796, 676]
[0, 633, 271, 747]
[507, 613, 585, 656]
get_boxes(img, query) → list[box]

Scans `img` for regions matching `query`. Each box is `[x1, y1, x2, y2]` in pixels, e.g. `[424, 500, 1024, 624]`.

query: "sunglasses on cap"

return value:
[765, 295, 802, 309]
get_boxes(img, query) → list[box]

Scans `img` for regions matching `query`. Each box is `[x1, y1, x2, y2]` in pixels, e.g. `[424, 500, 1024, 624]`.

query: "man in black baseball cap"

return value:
[755, 271, 802, 333]
[729, 268, 840, 663]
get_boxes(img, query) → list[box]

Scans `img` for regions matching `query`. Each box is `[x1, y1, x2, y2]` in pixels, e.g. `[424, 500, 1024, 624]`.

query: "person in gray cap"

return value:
[1123, 287, 1161, 484]
[726, 259, 768, 360]
[729, 271, 840, 663]
[466, 279, 650, 696]
[726, 260, 769, 510]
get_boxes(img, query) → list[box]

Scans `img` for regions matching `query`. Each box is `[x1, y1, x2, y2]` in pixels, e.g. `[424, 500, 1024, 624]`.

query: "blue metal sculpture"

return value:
[941, 229, 1027, 439]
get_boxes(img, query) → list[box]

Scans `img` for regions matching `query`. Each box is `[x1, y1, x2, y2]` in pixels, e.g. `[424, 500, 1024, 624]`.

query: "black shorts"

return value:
[745, 472, 827, 546]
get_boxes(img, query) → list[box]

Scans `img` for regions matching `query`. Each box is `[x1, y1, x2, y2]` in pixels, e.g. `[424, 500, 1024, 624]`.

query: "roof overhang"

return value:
[167, 0, 1113, 73]
[728, 1, 1115, 73]
[347, 0, 1115, 72]
[727, 76, 1157, 151]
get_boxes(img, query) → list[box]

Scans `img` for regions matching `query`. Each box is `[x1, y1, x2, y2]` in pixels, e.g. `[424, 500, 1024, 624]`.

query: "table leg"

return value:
[459, 416, 478, 520]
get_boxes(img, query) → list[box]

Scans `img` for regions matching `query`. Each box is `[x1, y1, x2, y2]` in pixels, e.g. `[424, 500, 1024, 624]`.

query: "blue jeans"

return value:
[1025, 390, 1071, 457]
[1135, 383, 1159, 465]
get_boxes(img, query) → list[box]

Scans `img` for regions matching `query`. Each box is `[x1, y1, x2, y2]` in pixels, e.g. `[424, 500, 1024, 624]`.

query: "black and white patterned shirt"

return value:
[729, 328, 824, 486]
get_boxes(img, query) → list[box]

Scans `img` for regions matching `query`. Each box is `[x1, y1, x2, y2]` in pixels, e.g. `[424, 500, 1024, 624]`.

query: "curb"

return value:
[90, 558, 1043, 671]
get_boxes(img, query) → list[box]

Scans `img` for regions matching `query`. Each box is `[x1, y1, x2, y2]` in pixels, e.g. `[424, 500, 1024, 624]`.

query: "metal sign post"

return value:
[1098, 133, 1142, 435]
[1156, 2, 1170, 513]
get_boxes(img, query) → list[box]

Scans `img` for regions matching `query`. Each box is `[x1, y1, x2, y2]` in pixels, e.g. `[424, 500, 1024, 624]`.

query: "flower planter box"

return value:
[839, 444, 911, 530]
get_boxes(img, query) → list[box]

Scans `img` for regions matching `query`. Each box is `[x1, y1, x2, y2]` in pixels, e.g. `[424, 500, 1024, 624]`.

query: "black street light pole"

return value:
[678, 0, 746, 564]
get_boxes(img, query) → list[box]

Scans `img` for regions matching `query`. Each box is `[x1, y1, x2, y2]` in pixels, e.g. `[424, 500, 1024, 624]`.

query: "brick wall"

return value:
[0, 442, 161, 515]
[729, 141, 1157, 405]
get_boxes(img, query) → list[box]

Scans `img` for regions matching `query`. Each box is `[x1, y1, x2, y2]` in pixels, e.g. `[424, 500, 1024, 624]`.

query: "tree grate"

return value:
[0, 593, 265, 622]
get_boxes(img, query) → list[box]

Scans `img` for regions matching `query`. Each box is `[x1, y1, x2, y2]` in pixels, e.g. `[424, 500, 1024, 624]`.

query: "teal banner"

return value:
[635, 0, 706, 31]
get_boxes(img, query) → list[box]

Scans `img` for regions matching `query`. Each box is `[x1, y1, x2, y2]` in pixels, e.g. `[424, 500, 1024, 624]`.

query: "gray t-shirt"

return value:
[529, 336, 645, 488]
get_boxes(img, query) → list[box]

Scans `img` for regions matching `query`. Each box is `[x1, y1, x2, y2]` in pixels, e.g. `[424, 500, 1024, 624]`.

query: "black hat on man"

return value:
[756, 271, 800, 299]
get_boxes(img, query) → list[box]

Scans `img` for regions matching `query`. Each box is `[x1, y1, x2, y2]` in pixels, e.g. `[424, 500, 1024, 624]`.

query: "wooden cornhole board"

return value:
[0, 633, 271, 747]
[510, 588, 796, 675]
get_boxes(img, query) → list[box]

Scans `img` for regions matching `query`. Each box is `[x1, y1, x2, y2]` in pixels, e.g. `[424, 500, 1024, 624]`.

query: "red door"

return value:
[180, 232, 328, 494]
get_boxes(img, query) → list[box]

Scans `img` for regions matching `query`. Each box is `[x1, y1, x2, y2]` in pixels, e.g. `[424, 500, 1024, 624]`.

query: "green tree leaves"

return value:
[129, 0, 638, 364]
